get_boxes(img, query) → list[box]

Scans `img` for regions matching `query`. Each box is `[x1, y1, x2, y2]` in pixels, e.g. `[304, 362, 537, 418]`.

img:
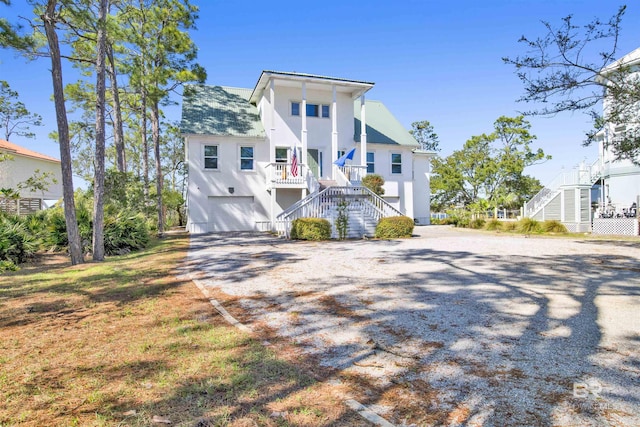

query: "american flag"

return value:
[291, 148, 298, 177]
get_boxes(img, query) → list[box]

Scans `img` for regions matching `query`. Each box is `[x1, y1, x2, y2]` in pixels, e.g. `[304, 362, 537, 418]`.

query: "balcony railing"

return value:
[266, 162, 306, 189]
[338, 165, 367, 184]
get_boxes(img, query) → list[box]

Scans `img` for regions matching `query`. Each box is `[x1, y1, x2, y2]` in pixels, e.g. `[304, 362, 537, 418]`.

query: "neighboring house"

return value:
[181, 71, 435, 235]
[0, 139, 63, 215]
[524, 48, 640, 234]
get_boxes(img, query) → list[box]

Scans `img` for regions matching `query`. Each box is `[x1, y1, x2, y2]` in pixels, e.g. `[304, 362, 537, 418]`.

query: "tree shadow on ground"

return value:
[185, 232, 640, 426]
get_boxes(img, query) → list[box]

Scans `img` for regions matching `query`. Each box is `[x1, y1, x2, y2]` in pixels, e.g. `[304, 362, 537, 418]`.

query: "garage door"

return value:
[208, 196, 255, 232]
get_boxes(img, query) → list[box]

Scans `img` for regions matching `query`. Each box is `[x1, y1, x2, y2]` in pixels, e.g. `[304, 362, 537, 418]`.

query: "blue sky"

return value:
[1, 0, 639, 186]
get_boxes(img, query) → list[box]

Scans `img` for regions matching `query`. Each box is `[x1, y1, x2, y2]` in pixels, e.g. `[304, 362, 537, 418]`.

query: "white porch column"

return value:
[301, 82, 308, 167]
[331, 85, 338, 179]
[269, 79, 275, 163]
[270, 188, 276, 231]
[360, 94, 367, 169]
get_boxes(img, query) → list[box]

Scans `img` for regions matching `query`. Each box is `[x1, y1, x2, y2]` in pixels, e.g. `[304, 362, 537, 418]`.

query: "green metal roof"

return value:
[354, 100, 419, 147]
[180, 84, 265, 137]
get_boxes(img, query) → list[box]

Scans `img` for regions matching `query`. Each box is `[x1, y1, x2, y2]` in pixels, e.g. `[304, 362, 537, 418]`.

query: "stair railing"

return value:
[275, 186, 404, 237]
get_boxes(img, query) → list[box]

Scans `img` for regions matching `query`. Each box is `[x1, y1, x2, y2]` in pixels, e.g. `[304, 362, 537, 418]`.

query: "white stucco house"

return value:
[180, 71, 434, 235]
[524, 47, 640, 234]
[0, 139, 63, 214]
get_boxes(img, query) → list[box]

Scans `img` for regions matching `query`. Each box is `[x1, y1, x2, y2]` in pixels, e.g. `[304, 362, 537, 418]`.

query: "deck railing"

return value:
[266, 162, 306, 188]
[524, 159, 599, 217]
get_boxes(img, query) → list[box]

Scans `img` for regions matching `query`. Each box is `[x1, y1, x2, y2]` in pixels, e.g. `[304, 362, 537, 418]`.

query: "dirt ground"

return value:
[182, 226, 640, 427]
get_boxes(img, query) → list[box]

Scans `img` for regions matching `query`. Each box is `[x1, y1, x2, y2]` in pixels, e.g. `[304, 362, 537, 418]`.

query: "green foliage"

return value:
[104, 211, 150, 255]
[0, 259, 18, 273]
[43, 189, 150, 256]
[375, 216, 414, 239]
[410, 120, 440, 151]
[484, 219, 503, 231]
[445, 209, 471, 228]
[518, 218, 542, 234]
[431, 116, 549, 212]
[362, 174, 385, 196]
[468, 218, 486, 229]
[542, 220, 568, 233]
[335, 199, 349, 240]
[0, 80, 42, 141]
[290, 218, 331, 241]
[0, 214, 37, 264]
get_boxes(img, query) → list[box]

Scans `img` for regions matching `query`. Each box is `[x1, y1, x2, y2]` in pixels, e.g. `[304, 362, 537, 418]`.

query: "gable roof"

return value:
[180, 85, 265, 138]
[250, 71, 374, 104]
[354, 100, 419, 147]
[0, 139, 60, 163]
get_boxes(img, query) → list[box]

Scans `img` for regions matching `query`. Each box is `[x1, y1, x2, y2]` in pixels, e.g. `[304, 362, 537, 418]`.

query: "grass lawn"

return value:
[0, 232, 363, 427]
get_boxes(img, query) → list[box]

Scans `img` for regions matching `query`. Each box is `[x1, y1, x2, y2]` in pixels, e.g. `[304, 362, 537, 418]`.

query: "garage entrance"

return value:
[207, 196, 255, 231]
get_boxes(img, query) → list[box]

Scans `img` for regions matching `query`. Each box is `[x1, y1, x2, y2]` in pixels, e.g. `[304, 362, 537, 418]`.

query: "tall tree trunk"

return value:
[92, 0, 108, 261]
[106, 42, 125, 172]
[43, 0, 83, 265]
[151, 100, 163, 236]
[141, 88, 149, 199]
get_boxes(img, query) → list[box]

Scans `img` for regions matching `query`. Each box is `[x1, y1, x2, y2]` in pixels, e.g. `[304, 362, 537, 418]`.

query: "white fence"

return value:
[592, 218, 639, 236]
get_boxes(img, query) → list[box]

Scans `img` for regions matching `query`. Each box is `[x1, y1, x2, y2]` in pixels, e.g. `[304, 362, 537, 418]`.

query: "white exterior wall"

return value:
[185, 134, 270, 232]
[597, 127, 640, 209]
[0, 155, 63, 200]
[412, 152, 432, 224]
[363, 143, 416, 217]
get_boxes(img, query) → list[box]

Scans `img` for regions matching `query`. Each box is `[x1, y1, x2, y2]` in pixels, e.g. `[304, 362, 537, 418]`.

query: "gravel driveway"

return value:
[183, 226, 640, 426]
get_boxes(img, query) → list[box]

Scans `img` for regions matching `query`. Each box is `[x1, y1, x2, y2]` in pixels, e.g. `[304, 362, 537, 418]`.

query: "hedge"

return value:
[290, 218, 331, 240]
[375, 216, 414, 239]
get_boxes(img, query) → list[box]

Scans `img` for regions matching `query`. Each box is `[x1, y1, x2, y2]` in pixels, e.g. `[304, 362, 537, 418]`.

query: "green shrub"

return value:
[375, 216, 414, 239]
[485, 219, 502, 231]
[445, 209, 471, 228]
[290, 218, 331, 241]
[518, 218, 542, 234]
[0, 216, 37, 264]
[468, 218, 486, 229]
[362, 174, 385, 196]
[104, 211, 150, 255]
[440, 216, 457, 226]
[542, 220, 568, 233]
[0, 259, 18, 273]
[502, 221, 518, 232]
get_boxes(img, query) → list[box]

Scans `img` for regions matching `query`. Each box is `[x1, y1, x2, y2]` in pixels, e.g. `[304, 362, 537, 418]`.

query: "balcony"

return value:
[266, 162, 318, 192]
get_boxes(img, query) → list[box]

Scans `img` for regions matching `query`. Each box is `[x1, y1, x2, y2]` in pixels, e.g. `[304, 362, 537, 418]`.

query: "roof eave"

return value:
[250, 70, 375, 104]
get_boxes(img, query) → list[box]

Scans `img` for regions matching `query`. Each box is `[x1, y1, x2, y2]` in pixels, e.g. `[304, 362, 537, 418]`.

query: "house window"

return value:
[275, 147, 288, 163]
[306, 103, 319, 117]
[240, 146, 254, 170]
[366, 152, 375, 173]
[337, 150, 345, 159]
[204, 145, 218, 170]
[391, 153, 402, 174]
[291, 101, 329, 118]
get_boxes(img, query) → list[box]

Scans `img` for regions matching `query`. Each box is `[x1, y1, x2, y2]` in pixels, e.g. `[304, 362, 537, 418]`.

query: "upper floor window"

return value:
[306, 103, 319, 117]
[391, 153, 402, 174]
[366, 152, 375, 173]
[291, 102, 300, 116]
[240, 146, 254, 170]
[204, 145, 218, 170]
[291, 101, 330, 118]
[275, 147, 288, 163]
